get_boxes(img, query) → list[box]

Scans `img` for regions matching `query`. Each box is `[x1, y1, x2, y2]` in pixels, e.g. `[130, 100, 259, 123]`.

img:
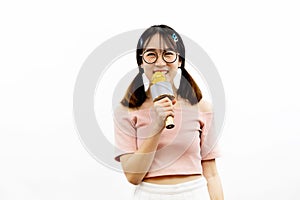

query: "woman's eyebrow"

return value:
[144, 48, 174, 52]
[164, 47, 175, 51]
[144, 48, 157, 52]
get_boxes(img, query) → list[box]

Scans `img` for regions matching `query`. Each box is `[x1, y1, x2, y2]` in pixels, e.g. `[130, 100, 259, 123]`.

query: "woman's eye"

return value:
[146, 53, 156, 57]
[164, 52, 174, 55]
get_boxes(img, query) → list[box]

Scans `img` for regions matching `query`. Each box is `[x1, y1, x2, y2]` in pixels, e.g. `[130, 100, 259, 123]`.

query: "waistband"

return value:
[137, 177, 207, 195]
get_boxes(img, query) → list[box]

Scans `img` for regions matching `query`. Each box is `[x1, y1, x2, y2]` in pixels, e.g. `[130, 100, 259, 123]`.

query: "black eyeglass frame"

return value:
[140, 49, 180, 64]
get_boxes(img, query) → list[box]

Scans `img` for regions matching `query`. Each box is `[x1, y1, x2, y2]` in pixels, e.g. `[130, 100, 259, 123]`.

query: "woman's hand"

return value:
[152, 97, 176, 132]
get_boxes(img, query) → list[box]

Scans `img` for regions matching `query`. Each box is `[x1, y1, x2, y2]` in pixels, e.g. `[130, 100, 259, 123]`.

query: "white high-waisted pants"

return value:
[133, 177, 210, 200]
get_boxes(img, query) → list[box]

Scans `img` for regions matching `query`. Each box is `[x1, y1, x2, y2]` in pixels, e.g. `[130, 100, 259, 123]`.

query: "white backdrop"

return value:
[1, 0, 300, 199]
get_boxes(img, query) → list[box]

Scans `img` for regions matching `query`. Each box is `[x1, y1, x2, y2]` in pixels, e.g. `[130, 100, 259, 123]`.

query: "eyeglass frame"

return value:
[140, 49, 180, 64]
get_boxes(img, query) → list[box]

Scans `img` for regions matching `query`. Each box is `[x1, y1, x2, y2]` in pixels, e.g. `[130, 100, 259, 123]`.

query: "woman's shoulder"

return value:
[197, 99, 213, 113]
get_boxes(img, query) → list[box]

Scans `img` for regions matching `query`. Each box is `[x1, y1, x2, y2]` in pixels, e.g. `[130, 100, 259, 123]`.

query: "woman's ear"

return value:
[178, 56, 182, 67]
[178, 61, 182, 68]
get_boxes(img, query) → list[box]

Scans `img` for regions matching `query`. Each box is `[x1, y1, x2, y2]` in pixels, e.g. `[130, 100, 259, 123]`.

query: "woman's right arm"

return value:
[119, 97, 175, 185]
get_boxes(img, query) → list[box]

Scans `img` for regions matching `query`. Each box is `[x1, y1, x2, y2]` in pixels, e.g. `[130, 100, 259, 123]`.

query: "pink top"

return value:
[113, 102, 221, 178]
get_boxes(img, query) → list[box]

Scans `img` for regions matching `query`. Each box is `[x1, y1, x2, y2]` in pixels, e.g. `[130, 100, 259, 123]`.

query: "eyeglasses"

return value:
[140, 49, 179, 64]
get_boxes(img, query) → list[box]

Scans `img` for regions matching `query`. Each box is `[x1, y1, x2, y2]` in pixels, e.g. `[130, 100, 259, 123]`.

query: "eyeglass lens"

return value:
[142, 50, 177, 64]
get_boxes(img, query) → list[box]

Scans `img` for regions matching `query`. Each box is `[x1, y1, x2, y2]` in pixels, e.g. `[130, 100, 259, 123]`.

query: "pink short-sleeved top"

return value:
[113, 101, 221, 178]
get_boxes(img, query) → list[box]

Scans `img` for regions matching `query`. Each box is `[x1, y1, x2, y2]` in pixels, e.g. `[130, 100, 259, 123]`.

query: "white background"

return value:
[1, 0, 300, 199]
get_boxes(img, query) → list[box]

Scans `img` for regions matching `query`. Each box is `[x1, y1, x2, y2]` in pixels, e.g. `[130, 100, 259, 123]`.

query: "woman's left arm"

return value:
[202, 159, 224, 200]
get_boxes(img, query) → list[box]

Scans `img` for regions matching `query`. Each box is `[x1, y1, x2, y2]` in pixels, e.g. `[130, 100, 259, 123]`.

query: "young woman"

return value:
[114, 25, 224, 200]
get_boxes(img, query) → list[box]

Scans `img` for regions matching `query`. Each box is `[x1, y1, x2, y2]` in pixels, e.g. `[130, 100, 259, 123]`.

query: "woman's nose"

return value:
[155, 54, 166, 66]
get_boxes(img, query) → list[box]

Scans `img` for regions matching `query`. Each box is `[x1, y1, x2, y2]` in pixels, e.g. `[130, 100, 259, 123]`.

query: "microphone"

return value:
[150, 72, 175, 129]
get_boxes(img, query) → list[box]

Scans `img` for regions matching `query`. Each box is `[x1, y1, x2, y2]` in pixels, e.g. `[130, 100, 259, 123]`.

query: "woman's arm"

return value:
[120, 97, 175, 185]
[202, 159, 224, 200]
[120, 129, 161, 185]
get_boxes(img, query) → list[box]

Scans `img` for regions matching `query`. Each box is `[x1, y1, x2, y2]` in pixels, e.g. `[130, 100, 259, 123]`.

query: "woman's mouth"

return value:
[153, 70, 168, 75]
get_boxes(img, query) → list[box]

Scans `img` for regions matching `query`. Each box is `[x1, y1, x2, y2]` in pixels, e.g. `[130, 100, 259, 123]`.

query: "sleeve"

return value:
[199, 112, 222, 160]
[113, 105, 137, 162]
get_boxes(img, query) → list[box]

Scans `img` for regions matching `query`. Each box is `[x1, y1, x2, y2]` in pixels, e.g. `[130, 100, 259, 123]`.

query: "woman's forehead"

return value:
[143, 33, 174, 50]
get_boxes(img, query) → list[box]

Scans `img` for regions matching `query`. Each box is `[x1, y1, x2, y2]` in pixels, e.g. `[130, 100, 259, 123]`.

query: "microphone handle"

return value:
[165, 115, 175, 129]
[153, 94, 175, 129]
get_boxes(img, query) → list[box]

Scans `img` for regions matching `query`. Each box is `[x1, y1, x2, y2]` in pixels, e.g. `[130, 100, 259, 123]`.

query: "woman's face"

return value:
[140, 34, 181, 84]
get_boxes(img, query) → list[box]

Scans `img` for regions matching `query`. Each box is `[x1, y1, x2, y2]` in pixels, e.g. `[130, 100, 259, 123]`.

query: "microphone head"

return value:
[151, 71, 166, 84]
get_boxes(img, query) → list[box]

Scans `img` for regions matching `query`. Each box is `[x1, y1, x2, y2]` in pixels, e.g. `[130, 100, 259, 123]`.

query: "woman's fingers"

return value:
[151, 97, 175, 130]
[154, 99, 175, 117]
[156, 96, 172, 103]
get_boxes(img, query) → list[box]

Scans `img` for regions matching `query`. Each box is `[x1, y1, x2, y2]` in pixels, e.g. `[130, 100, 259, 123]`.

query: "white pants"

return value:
[133, 177, 210, 200]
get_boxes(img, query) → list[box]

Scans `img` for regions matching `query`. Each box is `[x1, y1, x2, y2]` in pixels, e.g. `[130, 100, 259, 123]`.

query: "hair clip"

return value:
[172, 33, 178, 42]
